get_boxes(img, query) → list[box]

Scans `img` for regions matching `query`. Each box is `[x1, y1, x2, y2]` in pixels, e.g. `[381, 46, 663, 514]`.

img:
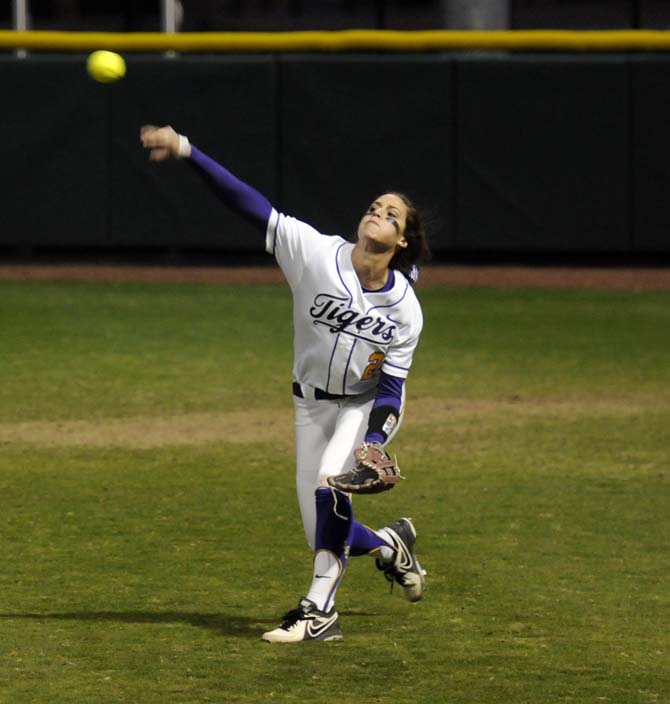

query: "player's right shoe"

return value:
[376, 517, 426, 602]
[261, 597, 343, 643]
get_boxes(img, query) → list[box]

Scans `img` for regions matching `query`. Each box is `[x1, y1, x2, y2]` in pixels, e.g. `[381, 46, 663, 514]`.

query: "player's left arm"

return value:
[365, 301, 423, 445]
[364, 371, 404, 445]
[327, 373, 405, 495]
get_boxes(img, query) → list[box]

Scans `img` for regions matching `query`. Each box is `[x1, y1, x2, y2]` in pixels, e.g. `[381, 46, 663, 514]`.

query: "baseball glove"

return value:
[327, 442, 403, 494]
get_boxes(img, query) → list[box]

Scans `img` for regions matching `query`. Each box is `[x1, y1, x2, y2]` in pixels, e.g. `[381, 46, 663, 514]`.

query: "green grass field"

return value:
[1, 279, 669, 704]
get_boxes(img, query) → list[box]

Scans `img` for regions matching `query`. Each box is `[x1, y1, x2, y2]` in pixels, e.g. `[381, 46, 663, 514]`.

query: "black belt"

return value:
[292, 381, 351, 401]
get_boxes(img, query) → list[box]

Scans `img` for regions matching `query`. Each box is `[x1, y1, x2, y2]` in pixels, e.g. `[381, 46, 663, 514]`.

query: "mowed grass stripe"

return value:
[1, 396, 669, 449]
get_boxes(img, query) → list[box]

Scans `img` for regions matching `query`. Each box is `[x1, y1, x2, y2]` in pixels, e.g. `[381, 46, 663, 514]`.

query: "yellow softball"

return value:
[87, 50, 126, 84]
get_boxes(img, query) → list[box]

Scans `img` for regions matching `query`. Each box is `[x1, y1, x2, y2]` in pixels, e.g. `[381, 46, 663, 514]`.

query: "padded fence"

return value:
[1, 52, 669, 254]
[455, 55, 630, 252]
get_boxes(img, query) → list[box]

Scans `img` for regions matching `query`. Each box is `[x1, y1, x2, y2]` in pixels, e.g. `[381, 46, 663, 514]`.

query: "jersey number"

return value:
[362, 352, 385, 381]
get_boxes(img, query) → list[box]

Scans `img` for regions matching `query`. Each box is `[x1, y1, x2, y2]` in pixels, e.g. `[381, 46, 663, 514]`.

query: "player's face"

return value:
[357, 194, 409, 254]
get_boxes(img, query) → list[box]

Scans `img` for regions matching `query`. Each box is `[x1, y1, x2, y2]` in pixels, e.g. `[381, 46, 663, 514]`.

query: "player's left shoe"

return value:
[376, 517, 427, 602]
[262, 597, 343, 643]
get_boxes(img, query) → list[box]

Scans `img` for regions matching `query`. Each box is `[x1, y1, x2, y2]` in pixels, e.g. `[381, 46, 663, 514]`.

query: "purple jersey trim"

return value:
[335, 242, 353, 306]
[361, 269, 395, 294]
[342, 339, 358, 395]
[365, 278, 409, 316]
[331, 243, 353, 394]
[188, 146, 272, 232]
[325, 332, 340, 394]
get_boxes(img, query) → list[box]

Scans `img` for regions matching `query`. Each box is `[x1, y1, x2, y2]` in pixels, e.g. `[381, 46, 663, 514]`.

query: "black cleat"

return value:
[376, 517, 426, 602]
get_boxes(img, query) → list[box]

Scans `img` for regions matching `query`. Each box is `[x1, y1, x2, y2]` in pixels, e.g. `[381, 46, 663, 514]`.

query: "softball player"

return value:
[141, 125, 429, 643]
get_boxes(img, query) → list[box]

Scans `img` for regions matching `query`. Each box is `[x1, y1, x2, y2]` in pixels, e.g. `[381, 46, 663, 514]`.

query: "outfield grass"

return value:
[1, 280, 669, 703]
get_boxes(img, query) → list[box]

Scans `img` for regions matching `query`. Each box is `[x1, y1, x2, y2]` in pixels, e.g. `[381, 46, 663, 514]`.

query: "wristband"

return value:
[365, 405, 399, 443]
[177, 134, 192, 159]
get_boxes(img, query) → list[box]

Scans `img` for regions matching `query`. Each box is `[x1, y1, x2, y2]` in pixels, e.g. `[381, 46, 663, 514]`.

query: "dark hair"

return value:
[387, 192, 431, 285]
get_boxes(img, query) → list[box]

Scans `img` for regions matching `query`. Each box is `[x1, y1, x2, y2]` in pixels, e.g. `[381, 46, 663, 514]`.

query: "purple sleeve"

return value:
[364, 371, 404, 444]
[187, 146, 273, 232]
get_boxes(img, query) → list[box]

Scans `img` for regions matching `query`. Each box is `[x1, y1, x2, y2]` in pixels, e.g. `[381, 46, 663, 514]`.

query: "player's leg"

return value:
[292, 390, 408, 558]
[307, 394, 427, 606]
[303, 397, 370, 614]
[292, 395, 339, 549]
[306, 392, 425, 608]
[262, 396, 344, 643]
[263, 393, 423, 643]
[370, 389, 426, 602]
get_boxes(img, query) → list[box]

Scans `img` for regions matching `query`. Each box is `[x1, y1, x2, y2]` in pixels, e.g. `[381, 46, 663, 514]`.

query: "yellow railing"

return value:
[2, 29, 670, 53]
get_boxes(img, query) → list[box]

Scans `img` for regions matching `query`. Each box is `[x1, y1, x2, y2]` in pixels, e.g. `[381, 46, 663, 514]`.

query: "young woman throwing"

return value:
[140, 125, 429, 643]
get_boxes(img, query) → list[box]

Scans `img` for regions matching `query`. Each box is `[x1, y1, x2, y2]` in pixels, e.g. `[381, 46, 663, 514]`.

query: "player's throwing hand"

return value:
[140, 125, 181, 161]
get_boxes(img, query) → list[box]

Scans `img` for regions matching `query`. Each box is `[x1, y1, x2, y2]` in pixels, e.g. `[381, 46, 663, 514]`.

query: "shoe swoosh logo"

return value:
[389, 529, 413, 571]
[307, 614, 338, 638]
[398, 549, 413, 571]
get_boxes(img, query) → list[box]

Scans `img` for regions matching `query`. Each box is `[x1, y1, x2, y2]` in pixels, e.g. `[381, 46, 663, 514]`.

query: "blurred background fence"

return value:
[3, 1, 670, 32]
[1, 1, 670, 260]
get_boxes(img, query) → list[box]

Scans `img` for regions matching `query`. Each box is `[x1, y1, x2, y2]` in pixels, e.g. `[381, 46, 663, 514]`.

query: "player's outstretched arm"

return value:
[140, 125, 273, 232]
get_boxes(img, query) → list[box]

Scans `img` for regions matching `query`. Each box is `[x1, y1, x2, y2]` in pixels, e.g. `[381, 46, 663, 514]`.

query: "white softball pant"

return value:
[293, 384, 404, 550]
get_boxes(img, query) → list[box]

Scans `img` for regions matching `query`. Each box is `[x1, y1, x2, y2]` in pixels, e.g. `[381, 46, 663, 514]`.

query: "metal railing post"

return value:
[13, 0, 28, 58]
[439, 0, 510, 30]
[161, 0, 176, 33]
[161, 0, 177, 58]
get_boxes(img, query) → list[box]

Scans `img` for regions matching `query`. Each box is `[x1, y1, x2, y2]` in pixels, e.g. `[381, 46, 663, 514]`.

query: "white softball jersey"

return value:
[265, 209, 423, 396]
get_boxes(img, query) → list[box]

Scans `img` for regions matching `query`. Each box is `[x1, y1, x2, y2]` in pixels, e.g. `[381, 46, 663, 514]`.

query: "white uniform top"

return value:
[265, 209, 423, 396]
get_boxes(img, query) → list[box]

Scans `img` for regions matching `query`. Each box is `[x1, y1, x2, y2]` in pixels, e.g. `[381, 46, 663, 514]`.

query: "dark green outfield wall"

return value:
[1, 53, 668, 254]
